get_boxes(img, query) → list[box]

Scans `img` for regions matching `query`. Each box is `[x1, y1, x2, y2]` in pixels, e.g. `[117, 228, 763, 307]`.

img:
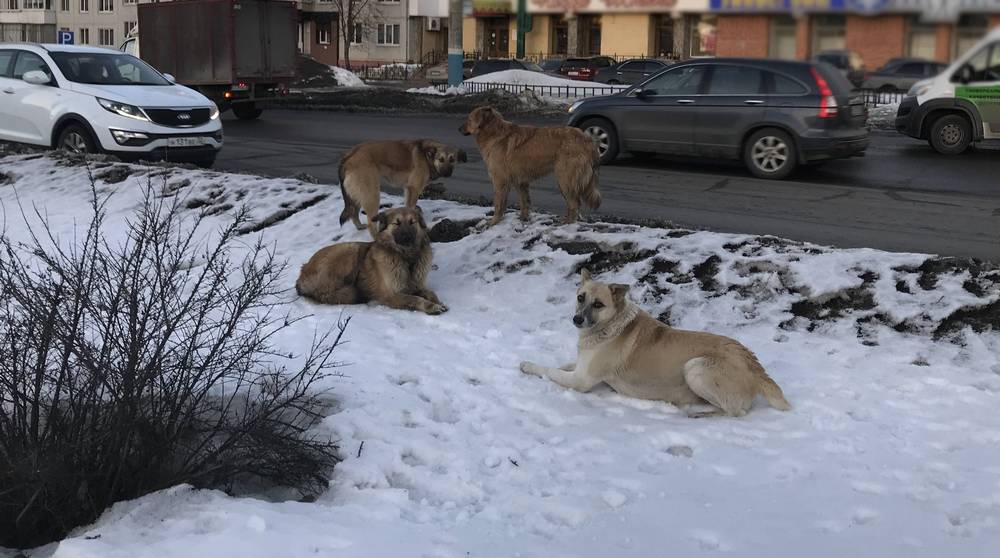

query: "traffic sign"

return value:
[58, 30, 74, 45]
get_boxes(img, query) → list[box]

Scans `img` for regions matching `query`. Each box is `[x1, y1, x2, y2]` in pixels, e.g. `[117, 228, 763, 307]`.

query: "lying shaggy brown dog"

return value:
[296, 207, 446, 315]
[459, 107, 601, 226]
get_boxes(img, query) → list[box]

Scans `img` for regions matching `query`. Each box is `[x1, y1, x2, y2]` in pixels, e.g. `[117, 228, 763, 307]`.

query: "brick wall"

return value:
[934, 24, 953, 62]
[846, 15, 906, 69]
[795, 16, 811, 59]
[715, 15, 770, 58]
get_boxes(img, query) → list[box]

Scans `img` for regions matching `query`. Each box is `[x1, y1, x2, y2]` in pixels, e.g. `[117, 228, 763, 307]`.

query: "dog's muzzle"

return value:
[573, 314, 585, 327]
[439, 167, 453, 178]
[458, 124, 470, 136]
[394, 231, 416, 246]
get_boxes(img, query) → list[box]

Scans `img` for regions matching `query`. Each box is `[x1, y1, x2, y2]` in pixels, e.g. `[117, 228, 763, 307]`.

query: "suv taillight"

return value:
[810, 67, 838, 119]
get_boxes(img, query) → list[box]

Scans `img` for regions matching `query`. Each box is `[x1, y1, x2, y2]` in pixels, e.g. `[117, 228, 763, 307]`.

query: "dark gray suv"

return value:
[566, 58, 870, 179]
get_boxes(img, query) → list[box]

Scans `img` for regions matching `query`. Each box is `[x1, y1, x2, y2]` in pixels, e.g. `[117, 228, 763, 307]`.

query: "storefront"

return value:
[709, 0, 1000, 67]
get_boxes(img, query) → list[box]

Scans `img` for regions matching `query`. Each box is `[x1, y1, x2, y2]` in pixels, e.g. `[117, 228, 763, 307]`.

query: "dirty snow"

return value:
[2, 154, 999, 558]
[868, 102, 900, 130]
[407, 85, 467, 96]
[466, 69, 629, 91]
[330, 66, 368, 88]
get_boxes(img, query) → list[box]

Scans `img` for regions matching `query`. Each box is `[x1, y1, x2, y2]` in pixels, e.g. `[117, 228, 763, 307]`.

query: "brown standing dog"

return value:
[459, 106, 601, 226]
[338, 139, 467, 238]
[520, 269, 790, 417]
[296, 207, 447, 315]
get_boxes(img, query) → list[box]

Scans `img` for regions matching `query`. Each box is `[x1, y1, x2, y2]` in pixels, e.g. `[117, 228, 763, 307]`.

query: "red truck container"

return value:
[122, 0, 297, 119]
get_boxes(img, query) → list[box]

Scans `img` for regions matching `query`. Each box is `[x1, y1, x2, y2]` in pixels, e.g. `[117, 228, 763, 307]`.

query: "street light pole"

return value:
[448, 0, 464, 86]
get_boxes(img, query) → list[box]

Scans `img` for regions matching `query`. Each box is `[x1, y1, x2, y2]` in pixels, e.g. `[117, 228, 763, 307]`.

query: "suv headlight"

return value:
[568, 100, 583, 114]
[906, 81, 931, 99]
[210, 104, 220, 120]
[97, 98, 149, 121]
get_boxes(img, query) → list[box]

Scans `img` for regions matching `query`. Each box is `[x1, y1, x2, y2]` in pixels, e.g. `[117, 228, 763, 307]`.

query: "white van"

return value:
[895, 27, 1000, 154]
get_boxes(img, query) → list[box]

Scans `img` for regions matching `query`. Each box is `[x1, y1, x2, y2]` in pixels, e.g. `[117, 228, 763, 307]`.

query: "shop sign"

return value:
[472, 0, 514, 15]
[528, 0, 688, 14]
[710, 0, 999, 18]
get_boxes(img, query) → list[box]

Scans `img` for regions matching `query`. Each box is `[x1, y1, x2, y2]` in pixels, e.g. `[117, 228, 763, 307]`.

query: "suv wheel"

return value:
[57, 124, 98, 155]
[232, 103, 263, 120]
[928, 114, 971, 155]
[580, 118, 619, 165]
[744, 128, 797, 180]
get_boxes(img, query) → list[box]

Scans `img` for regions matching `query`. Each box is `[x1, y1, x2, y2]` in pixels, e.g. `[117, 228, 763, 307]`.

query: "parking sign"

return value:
[58, 30, 74, 45]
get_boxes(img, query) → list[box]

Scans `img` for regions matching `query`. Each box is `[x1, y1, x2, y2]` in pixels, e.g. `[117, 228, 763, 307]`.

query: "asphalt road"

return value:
[216, 110, 1000, 261]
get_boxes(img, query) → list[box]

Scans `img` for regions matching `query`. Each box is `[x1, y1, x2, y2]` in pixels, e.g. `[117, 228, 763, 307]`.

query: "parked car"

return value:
[0, 43, 223, 166]
[895, 26, 1000, 155]
[558, 56, 616, 81]
[469, 58, 544, 78]
[425, 59, 475, 85]
[539, 58, 565, 74]
[595, 59, 671, 85]
[861, 58, 948, 92]
[566, 58, 869, 179]
[814, 50, 866, 88]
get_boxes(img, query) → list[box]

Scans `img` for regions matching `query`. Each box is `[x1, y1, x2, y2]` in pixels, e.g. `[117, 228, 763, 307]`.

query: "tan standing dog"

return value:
[296, 207, 447, 315]
[338, 139, 467, 238]
[520, 269, 790, 417]
[459, 107, 601, 226]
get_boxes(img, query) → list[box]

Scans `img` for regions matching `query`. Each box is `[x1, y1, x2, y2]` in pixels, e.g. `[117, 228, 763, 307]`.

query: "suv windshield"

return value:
[49, 52, 171, 86]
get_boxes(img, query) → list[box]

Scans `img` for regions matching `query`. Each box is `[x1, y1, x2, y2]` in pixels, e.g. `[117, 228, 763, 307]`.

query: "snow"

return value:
[407, 85, 467, 96]
[868, 102, 900, 130]
[2, 153, 999, 558]
[465, 69, 629, 92]
[330, 65, 367, 88]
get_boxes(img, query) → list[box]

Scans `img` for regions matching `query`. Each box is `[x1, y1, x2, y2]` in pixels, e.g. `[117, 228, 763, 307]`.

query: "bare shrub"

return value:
[0, 181, 343, 548]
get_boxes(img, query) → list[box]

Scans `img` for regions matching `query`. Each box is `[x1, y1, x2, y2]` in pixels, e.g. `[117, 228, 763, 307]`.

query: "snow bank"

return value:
[466, 69, 628, 91]
[2, 153, 999, 558]
[868, 102, 900, 130]
[407, 85, 467, 96]
[330, 66, 367, 88]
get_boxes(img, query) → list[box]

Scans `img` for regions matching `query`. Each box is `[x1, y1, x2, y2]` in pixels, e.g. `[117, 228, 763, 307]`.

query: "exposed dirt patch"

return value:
[691, 255, 722, 292]
[238, 194, 329, 235]
[894, 257, 996, 291]
[281, 87, 565, 117]
[428, 218, 480, 243]
[785, 285, 878, 332]
[0, 171, 13, 186]
[934, 300, 1000, 340]
[95, 165, 134, 185]
[548, 240, 601, 256]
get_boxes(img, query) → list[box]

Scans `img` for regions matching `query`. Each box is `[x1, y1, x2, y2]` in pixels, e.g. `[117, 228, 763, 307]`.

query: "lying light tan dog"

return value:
[520, 269, 790, 417]
[338, 139, 467, 238]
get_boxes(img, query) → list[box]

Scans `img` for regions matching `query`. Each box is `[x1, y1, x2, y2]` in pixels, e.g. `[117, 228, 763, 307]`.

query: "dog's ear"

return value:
[580, 268, 592, 283]
[609, 283, 629, 302]
[456, 149, 468, 163]
[413, 205, 427, 230]
[376, 211, 390, 232]
[423, 142, 438, 160]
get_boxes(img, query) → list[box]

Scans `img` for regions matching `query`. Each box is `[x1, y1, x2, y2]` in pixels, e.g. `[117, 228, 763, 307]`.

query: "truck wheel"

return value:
[928, 114, 971, 155]
[579, 118, 619, 165]
[744, 128, 797, 180]
[57, 124, 98, 154]
[232, 103, 263, 120]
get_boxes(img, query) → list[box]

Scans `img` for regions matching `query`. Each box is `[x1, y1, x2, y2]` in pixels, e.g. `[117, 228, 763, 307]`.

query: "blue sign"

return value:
[709, 0, 891, 12]
[57, 30, 74, 45]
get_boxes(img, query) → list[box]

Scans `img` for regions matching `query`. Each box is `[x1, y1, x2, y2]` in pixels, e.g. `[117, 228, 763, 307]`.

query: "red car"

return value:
[558, 56, 615, 81]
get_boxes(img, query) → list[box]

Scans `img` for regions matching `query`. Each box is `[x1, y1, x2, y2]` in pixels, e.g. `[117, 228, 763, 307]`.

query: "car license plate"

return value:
[167, 137, 207, 148]
[568, 71, 579, 76]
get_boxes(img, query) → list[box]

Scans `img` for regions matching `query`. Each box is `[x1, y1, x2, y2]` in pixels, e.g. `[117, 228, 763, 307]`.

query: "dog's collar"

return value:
[578, 303, 640, 349]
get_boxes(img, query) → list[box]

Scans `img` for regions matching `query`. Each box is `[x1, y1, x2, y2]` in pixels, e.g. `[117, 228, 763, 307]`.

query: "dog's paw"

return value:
[474, 218, 492, 232]
[519, 361, 539, 376]
[425, 303, 448, 315]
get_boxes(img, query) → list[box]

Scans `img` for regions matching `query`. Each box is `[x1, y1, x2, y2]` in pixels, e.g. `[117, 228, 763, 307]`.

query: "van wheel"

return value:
[744, 128, 797, 180]
[579, 118, 619, 165]
[928, 114, 971, 155]
[232, 103, 263, 120]
[57, 124, 98, 154]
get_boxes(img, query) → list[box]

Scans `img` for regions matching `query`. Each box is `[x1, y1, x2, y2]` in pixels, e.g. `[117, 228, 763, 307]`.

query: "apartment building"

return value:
[0, 0, 138, 47]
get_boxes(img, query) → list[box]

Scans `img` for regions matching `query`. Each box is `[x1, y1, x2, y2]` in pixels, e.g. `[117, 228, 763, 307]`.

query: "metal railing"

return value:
[463, 51, 682, 64]
[349, 63, 423, 81]
[857, 89, 906, 107]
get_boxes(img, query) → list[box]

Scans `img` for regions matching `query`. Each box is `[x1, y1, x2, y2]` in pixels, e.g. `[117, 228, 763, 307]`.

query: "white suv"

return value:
[0, 43, 222, 167]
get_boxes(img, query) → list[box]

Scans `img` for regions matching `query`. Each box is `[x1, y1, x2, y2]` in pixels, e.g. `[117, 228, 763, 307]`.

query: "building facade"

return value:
[463, 0, 1000, 64]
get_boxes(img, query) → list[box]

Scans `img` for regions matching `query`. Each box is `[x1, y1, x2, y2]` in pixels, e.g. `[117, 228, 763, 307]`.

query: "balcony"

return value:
[409, 0, 447, 18]
[0, 8, 57, 25]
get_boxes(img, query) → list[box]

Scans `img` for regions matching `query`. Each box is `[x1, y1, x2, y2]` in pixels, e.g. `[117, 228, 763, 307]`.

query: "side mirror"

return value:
[952, 64, 973, 84]
[162, 73, 176, 83]
[635, 88, 654, 100]
[22, 70, 50, 86]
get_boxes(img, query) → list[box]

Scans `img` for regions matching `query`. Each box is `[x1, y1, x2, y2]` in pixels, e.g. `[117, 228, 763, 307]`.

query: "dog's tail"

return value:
[338, 150, 357, 227]
[582, 160, 602, 210]
[757, 373, 791, 411]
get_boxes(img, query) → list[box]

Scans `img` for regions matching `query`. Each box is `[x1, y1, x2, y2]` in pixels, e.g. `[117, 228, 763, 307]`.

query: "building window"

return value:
[123, 21, 135, 38]
[317, 24, 331, 45]
[99, 28, 114, 46]
[954, 14, 989, 59]
[6, 0, 18, 9]
[377, 23, 400, 46]
[60, 0, 69, 9]
[907, 19, 937, 60]
[811, 14, 846, 54]
[688, 14, 717, 58]
[23, 0, 48, 7]
[654, 15, 675, 58]
[379, 0, 400, 3]
[551, 18, 567, 55]
[123, 0, 135, 4]
[580, 15, 601, 56]
[79, 0, 88, 12]
[78, 27, 90, 44]
[98, 0, 111, 11]
[769, 15, 797, 60]
[351, 23, 363, 45]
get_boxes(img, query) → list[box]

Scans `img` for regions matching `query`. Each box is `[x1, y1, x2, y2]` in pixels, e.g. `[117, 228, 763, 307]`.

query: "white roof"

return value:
[0, 43, 120, 54]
